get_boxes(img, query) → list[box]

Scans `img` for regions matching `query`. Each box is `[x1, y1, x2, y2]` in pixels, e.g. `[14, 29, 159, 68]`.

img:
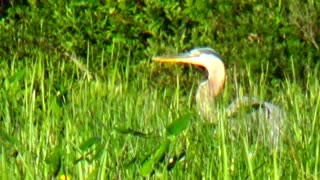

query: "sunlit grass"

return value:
[0, 0, 319, 177]
[0, 42, 319, 179]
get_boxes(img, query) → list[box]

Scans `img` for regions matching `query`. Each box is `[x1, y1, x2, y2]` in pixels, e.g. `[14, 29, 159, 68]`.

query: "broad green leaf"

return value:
[114, 125, 133, 134]
[0, 128, 18, 145]
[140, 157, 154, 176]
[114, 125, 151, 137]
[153, 140, 170, 163]
[45, 144, 63, 177]
[140, 140, 170, 176]
[79, 136, 102, 151]
[166, 113, 192, 136]
[90, 144, 105, 162]
[9, 68, 26, 83]
[74, 143, 105, 164]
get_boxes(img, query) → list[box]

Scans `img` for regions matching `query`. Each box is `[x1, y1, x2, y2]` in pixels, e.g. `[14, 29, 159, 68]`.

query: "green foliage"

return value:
[0, 0, 319, 179]
[114, 113, 193, 176]
[1, 0, 319, 82]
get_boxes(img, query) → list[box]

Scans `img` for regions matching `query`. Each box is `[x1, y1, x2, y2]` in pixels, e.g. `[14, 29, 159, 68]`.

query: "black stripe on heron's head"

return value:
[190, 47, 223, 62]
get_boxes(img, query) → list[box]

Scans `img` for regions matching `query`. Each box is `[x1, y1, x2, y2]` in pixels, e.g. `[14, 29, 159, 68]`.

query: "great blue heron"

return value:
[152, 47, 284, 150]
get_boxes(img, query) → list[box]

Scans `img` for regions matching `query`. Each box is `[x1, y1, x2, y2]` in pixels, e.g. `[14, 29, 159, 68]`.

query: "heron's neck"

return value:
[207, 62, 226, 97]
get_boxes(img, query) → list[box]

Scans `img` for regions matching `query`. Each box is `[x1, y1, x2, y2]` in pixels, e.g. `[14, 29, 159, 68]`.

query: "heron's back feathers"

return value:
[226, 96, 285, 150]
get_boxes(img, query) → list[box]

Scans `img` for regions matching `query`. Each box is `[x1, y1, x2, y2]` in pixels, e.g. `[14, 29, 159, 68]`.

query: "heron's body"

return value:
[152, 47, 284, 150]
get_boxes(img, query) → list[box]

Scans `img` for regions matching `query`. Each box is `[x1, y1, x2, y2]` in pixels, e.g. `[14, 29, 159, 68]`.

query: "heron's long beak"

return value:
[152, 52, 203, 67]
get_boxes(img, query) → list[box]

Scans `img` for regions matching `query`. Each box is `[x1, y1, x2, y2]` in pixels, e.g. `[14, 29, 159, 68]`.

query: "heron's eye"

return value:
[190, 49, 201, 56]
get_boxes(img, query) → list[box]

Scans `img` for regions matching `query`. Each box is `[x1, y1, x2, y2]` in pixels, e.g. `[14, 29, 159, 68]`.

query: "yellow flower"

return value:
[59, 175, 71, 180]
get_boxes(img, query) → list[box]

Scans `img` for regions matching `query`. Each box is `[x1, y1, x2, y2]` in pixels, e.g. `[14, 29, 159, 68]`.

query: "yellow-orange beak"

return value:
[152, 51, 206, 67]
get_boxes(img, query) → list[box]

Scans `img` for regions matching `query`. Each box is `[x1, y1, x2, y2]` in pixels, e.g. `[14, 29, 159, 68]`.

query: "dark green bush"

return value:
[0, 0, 319, 83]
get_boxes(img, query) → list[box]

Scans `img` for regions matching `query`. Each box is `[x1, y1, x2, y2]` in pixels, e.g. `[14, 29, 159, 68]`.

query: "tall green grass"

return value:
[0, 42, 319, 179]
[1, 0, 319, 179]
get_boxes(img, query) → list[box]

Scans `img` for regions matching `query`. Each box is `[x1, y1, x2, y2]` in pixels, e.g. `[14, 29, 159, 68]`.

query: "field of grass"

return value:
[0, 0, 319, 179]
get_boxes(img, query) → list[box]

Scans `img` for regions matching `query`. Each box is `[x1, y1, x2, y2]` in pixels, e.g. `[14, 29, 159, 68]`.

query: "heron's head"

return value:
[152, 47, 223, 68]
[152, 47, 226, 97]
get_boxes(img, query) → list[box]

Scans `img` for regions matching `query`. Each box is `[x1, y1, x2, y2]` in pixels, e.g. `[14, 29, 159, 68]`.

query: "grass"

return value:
[0, 1, 319, 179]
[0, 43, 319, 179]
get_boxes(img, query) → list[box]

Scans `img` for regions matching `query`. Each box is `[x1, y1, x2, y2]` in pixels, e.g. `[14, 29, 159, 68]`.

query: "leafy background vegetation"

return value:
[0, 0, 319, 179]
